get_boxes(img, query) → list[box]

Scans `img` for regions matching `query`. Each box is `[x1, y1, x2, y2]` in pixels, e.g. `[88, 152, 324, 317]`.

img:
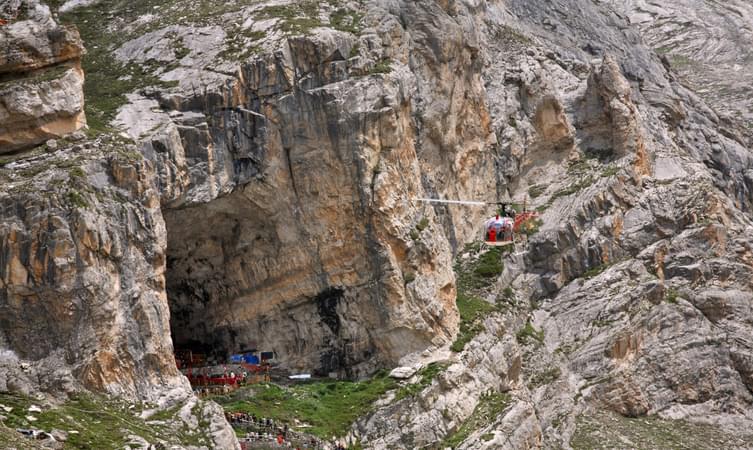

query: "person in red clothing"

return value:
[488, 227, 497, 242]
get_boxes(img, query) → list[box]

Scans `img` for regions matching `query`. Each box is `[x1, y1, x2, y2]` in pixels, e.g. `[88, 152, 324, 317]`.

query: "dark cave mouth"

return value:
[161, 199, 359, 374]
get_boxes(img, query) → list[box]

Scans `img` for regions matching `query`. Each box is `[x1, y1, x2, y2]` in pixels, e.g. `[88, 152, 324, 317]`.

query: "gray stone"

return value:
[50, 429, 68, 442]
[388, 366, 418, 380]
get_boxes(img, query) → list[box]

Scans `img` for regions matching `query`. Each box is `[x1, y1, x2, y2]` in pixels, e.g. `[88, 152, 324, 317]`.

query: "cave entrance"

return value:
[162, 191, 279, 369]
[161, 188, 373, 377]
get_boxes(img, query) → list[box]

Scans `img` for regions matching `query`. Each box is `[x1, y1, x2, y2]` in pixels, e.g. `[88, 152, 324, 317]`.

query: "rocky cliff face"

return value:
[1, 0, 753, 448]
[352, 0, 753, 448]
[0, 0, 86, 152]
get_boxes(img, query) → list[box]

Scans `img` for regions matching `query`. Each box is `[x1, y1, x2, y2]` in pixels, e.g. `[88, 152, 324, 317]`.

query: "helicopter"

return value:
[415, 197, 540, 247]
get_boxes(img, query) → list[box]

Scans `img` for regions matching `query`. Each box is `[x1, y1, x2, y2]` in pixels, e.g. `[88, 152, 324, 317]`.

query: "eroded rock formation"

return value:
[0, 0, 86, 152]
[1, 0, 753, 448]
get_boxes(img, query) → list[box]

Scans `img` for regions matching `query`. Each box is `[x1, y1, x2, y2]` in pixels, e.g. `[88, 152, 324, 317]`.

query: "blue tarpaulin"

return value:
[243, 354, 260, 364]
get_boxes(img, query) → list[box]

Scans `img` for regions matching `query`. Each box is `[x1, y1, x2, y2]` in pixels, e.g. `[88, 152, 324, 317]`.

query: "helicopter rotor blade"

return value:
[416, 198, 532, 206]
[416, 198, 489, 206]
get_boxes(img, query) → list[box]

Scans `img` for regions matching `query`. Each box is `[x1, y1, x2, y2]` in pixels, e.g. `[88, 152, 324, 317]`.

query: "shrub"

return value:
[516, 322, 544, 346]
[528, 184, 547, 198]
[474, 247, 504, 278]
[370, 59, 392, 74]
[451, 293, 497, 352]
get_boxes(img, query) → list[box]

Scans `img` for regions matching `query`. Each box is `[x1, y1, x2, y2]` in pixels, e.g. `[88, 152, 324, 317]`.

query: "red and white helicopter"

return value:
[416, 197, 540, 247]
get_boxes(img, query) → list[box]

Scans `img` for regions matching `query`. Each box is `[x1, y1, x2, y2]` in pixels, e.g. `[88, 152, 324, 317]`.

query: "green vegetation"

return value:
[57, 4, 179, 135]
[473, 247, 504, 279]
[0, 65, 70, 89]
[501, 287, 514, 300]
[455, 246, 505, 292]
[550, 175, 595, 202]
[220, 26, 264, 61]
[214, 375, 396, 440]
[441, 392, 511, 449]
[591, 318, 615, 328]
[451, 292, 498, 352]
[0, 392, 209, 449]
[451, 245, 507, 352]
[66, 190, 89, 208]
[349, 42, 361, 58]
[516, 322, 544, 346]
[330, 8, 364, 34]
[669, 54, 694, 68]
[582, 263, 609, 280]
[416, 217, 430, 232]
[528, 184, 547, 198]
[571, 410, 753, 450]
[69, 166, 86, 180]
[256, 2, 322, 34]
[584, 146, 615, 162]
[0, 146, 47, 167]
[665, 288, 679, 304]
[170, 35, 190, 60]
[409, 229, 420, 240]
[528, 366, 561, 389]
[602, 165, 619, 177]
[395, 362, 449, 400]
[403, 271, 416, 285]
[493, 24, 532, 45]
[370, 59, 393, 74]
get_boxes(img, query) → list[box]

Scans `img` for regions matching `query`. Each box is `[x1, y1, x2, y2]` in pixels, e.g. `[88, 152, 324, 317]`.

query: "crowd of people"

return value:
[228, 412, 351, 450]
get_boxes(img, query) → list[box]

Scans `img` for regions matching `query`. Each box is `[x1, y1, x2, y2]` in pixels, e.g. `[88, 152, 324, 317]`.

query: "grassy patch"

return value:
[665, 288, 679, 304]
[602, 165, 619, 177]
[451, 293, 497, 352]
[571, 410, 753, 450]
[369, 59, 393, 74]
[455, 246, 505, 292]
[395, 362, 449, 401]
[582, 263, 609, 280]
[214, 375, 396, 440]
[0, 392, 209, 449]
[451, 245, 506, 352]
[416, 217, 430, 232]
[442, 392, 511, 449]
[330, 8, 363, 34]
[550, 175, 595, 202]
[256, 2, 323, 34]
[69, 166, 86, 180]
[473, 247, 504, 279]
[403, 271, 416, 285]
[219, 26, 264, 61]
[57, 4, 180, 135]
[669, 54, 694, 68]
[528, 184, 546, 198]
[516, 322, 544, 346]
[528, 366, 561, 389]
[494, 25, 532, 45]
[66, 190, 89, 208]
[591, 318, 615, 328]
[0, 146, 47, 167]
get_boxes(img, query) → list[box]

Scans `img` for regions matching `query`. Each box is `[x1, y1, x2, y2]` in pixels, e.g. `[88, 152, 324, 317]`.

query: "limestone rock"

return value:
[2, 0, 753, 448]
[388, 367, 417, 380]
[0, 0, 86, 152]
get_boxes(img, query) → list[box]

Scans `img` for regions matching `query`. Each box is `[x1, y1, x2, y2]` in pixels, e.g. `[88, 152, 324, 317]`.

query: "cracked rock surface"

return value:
[0, 0, 752, 449]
